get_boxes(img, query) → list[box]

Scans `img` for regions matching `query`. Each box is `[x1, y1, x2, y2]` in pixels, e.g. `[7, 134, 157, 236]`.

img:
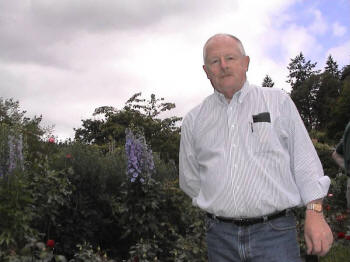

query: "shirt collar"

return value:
[214, 80, 251, 105]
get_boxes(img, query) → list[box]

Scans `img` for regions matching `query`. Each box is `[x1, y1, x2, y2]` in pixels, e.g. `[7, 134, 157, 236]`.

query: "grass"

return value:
[320, 242, 350, 262]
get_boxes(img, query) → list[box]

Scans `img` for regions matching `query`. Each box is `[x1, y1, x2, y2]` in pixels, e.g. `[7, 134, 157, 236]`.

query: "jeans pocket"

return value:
[268, 215, 296, 231]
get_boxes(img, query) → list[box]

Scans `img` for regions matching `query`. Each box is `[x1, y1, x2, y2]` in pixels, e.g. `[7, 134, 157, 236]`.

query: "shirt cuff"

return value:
[301, 176, 331, 205]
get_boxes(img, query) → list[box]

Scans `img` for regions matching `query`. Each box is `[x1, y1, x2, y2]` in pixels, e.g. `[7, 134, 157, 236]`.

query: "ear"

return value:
[244, 56, 250, 72]
[203, 64, 210, 79]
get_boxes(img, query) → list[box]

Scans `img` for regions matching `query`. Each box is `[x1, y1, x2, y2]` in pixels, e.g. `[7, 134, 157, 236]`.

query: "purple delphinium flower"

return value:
[125, 128, 154, 183]
[7, 134, 24, 173]
[8, 135, 16, 172]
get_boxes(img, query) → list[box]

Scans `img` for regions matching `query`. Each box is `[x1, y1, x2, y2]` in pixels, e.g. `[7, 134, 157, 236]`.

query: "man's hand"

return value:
[304, 210, 333, 256]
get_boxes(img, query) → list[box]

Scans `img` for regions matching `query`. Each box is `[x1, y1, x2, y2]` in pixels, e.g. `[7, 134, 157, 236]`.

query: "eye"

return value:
[211, 59, 218, 64]
[227, 56, 237, 61]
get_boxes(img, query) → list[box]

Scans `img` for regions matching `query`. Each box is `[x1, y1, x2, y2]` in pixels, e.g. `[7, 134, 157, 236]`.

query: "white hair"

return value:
[203, 34, 246, 64]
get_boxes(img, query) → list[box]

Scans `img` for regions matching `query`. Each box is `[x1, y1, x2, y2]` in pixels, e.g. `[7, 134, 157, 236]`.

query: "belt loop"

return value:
[209, 213, 217, 221]
[285, 208, 291, 216]
[263, 215, 268, 223]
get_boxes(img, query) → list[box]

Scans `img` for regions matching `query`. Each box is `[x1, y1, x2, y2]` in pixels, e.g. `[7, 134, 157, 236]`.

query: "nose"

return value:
[220, 57, 228, 70]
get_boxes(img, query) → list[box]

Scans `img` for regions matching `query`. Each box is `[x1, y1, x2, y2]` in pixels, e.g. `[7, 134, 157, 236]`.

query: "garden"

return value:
[0, 91, 349, 261]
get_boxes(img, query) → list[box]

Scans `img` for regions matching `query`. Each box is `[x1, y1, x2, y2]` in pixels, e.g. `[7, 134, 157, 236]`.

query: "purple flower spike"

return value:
[125, 128, 154, 183]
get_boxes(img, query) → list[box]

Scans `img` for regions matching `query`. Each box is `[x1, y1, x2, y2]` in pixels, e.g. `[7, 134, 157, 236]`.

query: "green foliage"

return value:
[0, 238, 67, 262]
[0, 98, 26, 126]
[320, 242, 350, 262]
[27, 155, 73, 251]
[74, 93, 181, 164]
[3, 65, 350, 261]
[0, 123, 12, 175]
[312, 140, 339, 178]
[261, 74, 275, 87]
[114, 174, 207, 261]
[291, 74, 320, 130]
[0, 170, 37, 250]
[287, 52, 319, 88]
[286, 52, 325, 130]
[314, 71, 341, 130]
[71, 242, 115, 262]
[44, 143, 127, 258]
[286, 54, 350, 139]
[327, 77, 350, 140]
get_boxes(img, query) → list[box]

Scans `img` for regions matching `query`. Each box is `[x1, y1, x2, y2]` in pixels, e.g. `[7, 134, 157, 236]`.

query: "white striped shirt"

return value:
[179, 81, 330, 218]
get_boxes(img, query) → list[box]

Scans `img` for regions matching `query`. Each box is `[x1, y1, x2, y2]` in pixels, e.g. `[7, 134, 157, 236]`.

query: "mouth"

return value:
[222, 74, 233, 78]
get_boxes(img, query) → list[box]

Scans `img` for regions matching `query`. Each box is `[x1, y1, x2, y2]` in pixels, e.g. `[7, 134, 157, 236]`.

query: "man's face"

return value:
[203, 36, 250, 99]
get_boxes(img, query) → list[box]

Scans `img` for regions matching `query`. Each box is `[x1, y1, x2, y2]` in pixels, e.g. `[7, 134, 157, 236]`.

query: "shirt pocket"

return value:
[251, 122, 275, 153]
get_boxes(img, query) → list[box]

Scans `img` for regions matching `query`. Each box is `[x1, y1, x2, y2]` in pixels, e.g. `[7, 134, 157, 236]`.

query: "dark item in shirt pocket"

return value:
[252, 112, 271, 123]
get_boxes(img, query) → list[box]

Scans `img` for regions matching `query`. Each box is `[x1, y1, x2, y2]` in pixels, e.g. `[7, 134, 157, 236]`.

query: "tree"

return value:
[324, 55, 340, 80]
[287, 52, 319, 88]
[287, 53, 320, 130]
[327, 67, 350, 140]
[340, 64, 350, 81]
[74, 93, 182, 163]
[261, 75, 275, 88]
[313, 56, 341, 130]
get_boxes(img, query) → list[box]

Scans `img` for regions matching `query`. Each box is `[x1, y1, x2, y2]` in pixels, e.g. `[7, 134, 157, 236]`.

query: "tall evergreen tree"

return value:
[261, 75, 275, 87]
[327, 64, 350, 140]
[340, 64, 350, 81]
[314, 56, 341, 130]
[324, 55, 340, 79]
[287, 52, 319, 88]
[287, 52, 320, 130]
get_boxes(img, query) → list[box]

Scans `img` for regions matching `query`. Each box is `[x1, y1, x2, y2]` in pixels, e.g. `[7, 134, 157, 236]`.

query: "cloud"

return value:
[326, 40, 350, 68]
[0, 0, 348, 140]
[308, 9, 328, 35]
[332, 22, 347, 37]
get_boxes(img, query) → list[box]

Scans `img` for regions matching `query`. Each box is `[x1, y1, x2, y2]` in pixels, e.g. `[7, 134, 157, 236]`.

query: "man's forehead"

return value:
[206, 35, 237, 47]
[205, 39, 241, 56]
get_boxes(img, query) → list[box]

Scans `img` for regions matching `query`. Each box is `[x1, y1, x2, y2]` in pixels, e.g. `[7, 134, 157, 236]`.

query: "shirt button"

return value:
[231, 124, 235, 128]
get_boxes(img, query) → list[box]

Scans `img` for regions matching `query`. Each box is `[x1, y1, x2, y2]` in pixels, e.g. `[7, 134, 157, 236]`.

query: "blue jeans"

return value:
[206, 211, 301, 262]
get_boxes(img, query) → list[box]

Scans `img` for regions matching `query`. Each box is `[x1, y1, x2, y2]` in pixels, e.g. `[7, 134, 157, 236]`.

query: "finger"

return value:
[319, 242, 328, 256]
[312, 239, 322, 255]
[320, 238, 332, 256]
[305, 234, 313, 255]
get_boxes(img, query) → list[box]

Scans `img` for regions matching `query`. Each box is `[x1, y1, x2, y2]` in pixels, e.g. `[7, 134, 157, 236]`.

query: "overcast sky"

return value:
[1, 0, 349, 140]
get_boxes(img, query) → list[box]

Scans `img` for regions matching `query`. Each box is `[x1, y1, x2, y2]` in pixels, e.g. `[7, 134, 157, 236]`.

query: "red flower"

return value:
[345, 235, 350, 240]
[134, 256, 139, 262]
[338, 232, 345, 239]
[66, 154, 72, 159]
[336, 215, 344, 222]
[325, 205, 330, 211]
[48, 137, 55, 143]
[46, 239, 55, 248]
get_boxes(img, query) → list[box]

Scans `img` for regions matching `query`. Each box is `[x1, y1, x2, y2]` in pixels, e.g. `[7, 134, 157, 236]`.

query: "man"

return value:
[179, 34, 333, 261]
[332, 121, 350, 210]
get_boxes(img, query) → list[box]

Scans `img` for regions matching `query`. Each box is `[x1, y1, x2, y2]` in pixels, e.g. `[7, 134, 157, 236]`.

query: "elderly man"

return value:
[179, 34, 333, 261]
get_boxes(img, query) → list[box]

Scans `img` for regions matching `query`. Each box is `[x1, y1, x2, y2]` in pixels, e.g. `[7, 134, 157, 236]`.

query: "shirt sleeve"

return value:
[281, 95, 330, 205]
[179, 113, 201, 199]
